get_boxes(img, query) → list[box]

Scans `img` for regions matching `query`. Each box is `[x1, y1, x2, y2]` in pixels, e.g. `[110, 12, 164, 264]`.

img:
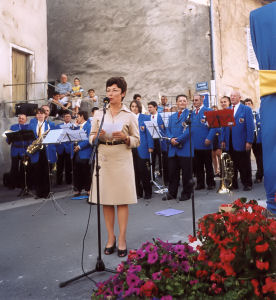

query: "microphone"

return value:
[186, 105, 193, 125]
[103, 97, 110, 104]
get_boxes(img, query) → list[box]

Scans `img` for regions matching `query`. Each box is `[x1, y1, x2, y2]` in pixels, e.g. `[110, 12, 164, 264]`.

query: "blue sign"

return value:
[196, 81, 208, 91]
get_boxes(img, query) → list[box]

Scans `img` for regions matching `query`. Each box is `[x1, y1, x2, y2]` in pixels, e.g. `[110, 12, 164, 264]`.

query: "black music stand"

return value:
[6, 130, 35, 197]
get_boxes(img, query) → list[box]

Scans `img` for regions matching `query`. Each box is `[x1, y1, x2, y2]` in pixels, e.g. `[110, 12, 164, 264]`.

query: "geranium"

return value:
[92, 199, 276, 299]
[255, 242, 269, 253]
[256, 260, 269, 270]
[140, 280, 158, 297]
[262, 277, 276, 294]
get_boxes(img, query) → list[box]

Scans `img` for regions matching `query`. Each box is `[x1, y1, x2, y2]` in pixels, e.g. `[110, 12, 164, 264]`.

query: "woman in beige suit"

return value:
[89, 77, 140, 257]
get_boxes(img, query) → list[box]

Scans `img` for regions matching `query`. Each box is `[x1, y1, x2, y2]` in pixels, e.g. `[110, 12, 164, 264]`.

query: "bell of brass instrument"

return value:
[217, 152, 234, 194]
[27, 129, 50, 154]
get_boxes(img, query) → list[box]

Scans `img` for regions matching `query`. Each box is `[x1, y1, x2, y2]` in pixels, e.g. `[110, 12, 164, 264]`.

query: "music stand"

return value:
[204, 109, 235, 195]
[204, 109, 235, 128]
[31, 129, 87, 216]
[6, 130, 35, 197]
[144, 120, 169, 195]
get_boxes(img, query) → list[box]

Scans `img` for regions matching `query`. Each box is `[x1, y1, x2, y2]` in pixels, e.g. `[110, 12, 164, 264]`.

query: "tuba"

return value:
[27, 129, 50, 154]
[217, 152, 234, 194]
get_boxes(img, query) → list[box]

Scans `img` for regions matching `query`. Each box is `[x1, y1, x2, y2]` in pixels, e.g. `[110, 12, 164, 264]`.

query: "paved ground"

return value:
[0, 172, 266, 300]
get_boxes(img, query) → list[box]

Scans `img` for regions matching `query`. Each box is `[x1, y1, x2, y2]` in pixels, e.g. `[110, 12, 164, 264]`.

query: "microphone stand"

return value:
[59, 97, 115, 288]
[185, 107, 196, 237]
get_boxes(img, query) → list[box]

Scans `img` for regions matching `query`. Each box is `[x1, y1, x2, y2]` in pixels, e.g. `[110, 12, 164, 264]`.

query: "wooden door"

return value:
[12, 49, 27, 101]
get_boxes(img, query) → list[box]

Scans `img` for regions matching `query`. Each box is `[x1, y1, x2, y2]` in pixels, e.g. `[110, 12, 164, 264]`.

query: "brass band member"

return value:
[5, 114, 29, 191]
[89, 77, 140, 257]
[28, 108, 56, 198]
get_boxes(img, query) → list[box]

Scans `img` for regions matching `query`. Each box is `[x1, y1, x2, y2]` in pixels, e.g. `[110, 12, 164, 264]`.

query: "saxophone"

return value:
[217, 152, 234, 194]
[27, 129, 50, 154]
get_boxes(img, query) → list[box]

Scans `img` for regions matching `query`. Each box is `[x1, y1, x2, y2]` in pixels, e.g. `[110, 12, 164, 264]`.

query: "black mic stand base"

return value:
[59, 257, 116, 288]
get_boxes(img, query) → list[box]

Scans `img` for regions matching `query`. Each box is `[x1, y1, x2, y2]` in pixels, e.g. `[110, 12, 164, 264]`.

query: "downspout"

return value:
[209, 0, 217, 106]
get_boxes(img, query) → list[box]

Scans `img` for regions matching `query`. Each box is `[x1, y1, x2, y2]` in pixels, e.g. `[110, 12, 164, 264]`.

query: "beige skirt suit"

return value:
[89, 105, 140, 205]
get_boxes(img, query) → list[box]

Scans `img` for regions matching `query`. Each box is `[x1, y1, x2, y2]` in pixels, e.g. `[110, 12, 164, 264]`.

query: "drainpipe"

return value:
[209, 0, 217, 106]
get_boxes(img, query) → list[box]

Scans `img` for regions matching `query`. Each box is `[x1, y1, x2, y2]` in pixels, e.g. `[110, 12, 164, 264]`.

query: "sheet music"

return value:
[102, 122, 124, 139]
[160, 112, 172, 127]
[144, 120, 161, 139]
[42, 129, 88, 144]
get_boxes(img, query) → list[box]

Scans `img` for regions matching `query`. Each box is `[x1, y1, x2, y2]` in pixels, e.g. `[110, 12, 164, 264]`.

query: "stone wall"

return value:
[212, 0, 263, 108]
[47, 0, 212, 104]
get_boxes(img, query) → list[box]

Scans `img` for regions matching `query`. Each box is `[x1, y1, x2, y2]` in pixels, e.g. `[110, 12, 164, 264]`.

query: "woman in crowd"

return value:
[130, 99, 153, 200]
[211, 105, 221, 177]
[89, 77, 140, 257]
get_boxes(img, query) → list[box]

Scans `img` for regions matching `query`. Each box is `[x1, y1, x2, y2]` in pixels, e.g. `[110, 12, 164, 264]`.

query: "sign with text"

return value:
[196, 81, 208, 91]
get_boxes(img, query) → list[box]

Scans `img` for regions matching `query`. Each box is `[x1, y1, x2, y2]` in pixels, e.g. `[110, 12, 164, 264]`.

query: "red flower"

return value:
[210, 273, 223, 283]
[251, 279, 260, 296]
[198, 250, 207, 261]
[128, 250, 138, 260]
[262, 277, 276, 294]
[249, 224, 259, 233]
[256, 260, 269, 270]
[222, 263, 236, 276]
[256, 236, 263, 243]
[255, 242, 269, 253]
[196, 270, 208, 278]
[220, 248, 235, 263]
[269, 220, 276, 235]
[162, 268, 171, 278]
[188, 235, 197, 243]
[140, 280, 158, 297]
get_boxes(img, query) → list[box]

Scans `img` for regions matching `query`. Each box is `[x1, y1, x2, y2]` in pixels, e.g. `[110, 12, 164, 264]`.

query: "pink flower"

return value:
[161, 296, 173, 300]
[116, 263, 124, 272]
[152, 271, 162, 281]
[136, 249, 145, 259]
[126, 273, 140, 287]
[147, 251, 158, 264]
[128, 265, 142, 273]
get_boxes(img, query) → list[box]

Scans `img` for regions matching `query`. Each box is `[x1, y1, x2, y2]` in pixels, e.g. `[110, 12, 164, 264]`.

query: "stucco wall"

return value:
[212, 0, 263, 107]
[0, 0, 48, 180]
[0, 0, 48, 104]
[47, 0, 212, 103]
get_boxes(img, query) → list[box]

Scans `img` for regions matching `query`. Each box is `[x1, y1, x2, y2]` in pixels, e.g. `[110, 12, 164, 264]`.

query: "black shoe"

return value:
[118, 248, 128, 258]
[207, 185, 215, 190]
[162, 193, 175, 201]
[104, 238, 116, 255]
[179, 195, 191, 201]
[144, 195, 151, 200]
[243, 186, 252, 191]
[195, 185, 205, 190]
[73, 192, 81, 197]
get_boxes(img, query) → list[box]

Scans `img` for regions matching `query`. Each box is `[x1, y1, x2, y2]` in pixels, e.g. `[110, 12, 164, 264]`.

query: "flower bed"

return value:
[92, 199, 276, 299]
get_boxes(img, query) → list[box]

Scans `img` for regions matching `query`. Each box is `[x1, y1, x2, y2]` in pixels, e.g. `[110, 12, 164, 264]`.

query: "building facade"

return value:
[0, 0, 48, 178]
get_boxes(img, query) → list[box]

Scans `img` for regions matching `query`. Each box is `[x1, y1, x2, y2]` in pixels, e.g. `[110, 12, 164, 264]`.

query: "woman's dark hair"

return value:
[106, 77, 127, 100]
[130, 100, 142, 114]
[148, 101, 158, 108]
[221, 96, 231, 106]
[74, 77, 80, 81]
[78, 111, 88, 121]
[244, 98, 253, 105]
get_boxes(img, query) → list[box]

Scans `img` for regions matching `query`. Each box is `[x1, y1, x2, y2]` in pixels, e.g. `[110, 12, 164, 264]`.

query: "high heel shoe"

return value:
[104, 238, 116, 255]
[117, 242, 128, 258]
[117, 248, 128, 257]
